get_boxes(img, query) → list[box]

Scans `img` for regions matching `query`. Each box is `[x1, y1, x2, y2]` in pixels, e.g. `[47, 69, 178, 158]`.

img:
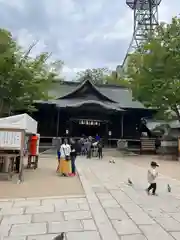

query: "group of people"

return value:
[55, 136, 160, 196]
[79, 134, 103, 159]
[56, 138, 78, 177]
[55, 134, 103, 177]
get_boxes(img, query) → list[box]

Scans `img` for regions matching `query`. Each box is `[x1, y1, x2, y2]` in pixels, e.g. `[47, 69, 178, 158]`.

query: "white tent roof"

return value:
[0, 113, 37, 134]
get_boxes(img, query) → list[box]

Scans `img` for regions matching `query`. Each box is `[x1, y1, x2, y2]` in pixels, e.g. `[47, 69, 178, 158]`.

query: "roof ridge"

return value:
[58, 78, 116, 102]
[52, 79, 128, 89]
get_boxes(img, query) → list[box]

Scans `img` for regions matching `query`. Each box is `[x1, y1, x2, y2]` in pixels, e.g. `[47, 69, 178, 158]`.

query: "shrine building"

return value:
[33, 78, 155, 143]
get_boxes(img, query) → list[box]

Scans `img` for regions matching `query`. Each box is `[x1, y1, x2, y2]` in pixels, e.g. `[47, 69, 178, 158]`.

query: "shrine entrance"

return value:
[70, 118, 108, 138]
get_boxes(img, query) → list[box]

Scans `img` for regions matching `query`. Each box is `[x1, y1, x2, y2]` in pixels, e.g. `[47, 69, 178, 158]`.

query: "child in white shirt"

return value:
[146, 161, 159, 195]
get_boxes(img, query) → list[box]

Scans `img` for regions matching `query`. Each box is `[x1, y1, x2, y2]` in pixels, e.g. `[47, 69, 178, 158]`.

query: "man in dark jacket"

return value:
[155, 136, 161, 154]
[70, 139, 78, 176]
[97, 140, 103, 159]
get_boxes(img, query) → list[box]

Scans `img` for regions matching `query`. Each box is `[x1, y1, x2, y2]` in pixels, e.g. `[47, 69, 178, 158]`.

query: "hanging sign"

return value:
[0, 131, 22, 149]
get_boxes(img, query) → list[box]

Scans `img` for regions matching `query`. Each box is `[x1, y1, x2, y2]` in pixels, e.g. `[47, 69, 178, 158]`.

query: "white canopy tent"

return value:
[0, 113, 37, 134]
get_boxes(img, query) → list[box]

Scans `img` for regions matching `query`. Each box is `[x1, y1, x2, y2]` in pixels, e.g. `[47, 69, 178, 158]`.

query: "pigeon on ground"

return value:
[167, 184, 171, 193]
[109, 159, 115, 163]
[53, 233, 65, 240]
[128, 178, 133, 186]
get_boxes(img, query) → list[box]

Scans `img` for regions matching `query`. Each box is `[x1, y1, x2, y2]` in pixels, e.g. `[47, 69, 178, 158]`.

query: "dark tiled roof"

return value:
[48, 80, 145, 109]
[42, 99, 124, 111]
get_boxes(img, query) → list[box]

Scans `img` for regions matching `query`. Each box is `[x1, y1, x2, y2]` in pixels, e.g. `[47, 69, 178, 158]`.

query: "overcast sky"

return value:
[0, 0, 179, 79]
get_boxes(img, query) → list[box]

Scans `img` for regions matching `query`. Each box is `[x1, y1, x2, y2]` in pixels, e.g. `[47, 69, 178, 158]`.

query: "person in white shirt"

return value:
[57, 139, 71, 177]
[60, 139, 71, 159]
[146, 161, 159, 195]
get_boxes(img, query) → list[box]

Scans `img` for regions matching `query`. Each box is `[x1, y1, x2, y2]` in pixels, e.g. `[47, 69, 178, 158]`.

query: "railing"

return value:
[40, 136, 141, 148]
[39, 136, 180, 159]
[117, 139, 141, 152]
[41, 136, 175, 156]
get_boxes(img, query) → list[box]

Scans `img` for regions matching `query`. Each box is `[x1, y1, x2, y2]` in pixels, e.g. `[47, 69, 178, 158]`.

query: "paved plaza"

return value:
[1, 155, 180, 239]
[0, 155, 83, 199]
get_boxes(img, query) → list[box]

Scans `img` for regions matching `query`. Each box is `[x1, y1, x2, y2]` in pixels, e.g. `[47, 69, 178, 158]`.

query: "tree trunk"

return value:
[8, 105, 12, 116]
[172, 105, 180, 122]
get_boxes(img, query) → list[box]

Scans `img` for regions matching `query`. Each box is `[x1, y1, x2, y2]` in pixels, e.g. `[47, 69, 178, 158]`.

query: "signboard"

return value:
[0, 131, 22, 149]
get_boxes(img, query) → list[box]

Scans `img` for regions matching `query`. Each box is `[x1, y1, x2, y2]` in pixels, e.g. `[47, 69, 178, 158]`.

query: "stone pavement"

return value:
[1, 156, 180, 239]
[77, 156, 180, 240]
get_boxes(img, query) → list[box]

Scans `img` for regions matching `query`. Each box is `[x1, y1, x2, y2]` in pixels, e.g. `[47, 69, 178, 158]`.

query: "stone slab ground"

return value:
[76, 156, 180, 240]
[1, 154, 180, 239]
[119, 154, 180, 181]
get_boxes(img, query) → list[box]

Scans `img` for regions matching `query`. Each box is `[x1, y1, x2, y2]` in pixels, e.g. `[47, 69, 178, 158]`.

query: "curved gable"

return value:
[58, 78, 116, 103]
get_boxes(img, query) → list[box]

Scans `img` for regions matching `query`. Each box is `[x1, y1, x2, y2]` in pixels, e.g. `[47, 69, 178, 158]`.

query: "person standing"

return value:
[95, 134, 100, 142]
[70, 139, 78, 176]
[86, 138, 92, 159]
[58, 139, 71, 177]
[155, 136, 161, 154]
[97, 140, 103, 159]
[80, 136, 85, 155]
[146, 161, 159, 195]
[56, 137, 62, 172]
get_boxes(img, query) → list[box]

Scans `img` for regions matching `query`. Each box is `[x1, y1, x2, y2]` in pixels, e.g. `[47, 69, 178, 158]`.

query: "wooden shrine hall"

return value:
[33, 78, 155, 141]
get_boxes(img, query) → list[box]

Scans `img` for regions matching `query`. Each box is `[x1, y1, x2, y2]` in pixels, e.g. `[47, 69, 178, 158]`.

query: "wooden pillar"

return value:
[121, 114, 124, 138]
[105, 121, 109, 147]
[69, 119, 72, 137]
[178, 138, 180, 161]
[18, 130, 24, 183]
[56, 108, 60, 137]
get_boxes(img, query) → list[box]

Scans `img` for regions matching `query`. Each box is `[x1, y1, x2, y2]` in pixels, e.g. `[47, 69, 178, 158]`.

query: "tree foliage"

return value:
[126, 17, 180, 120]
[104, 71, 129, 87]
[76, 68, 109, 84]
[76, 67, 129, 87]
[0, 29, 63, 116]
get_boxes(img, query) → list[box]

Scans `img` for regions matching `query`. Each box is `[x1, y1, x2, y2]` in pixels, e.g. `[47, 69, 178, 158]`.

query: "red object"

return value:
[29, 135, 38, 156]
[68, 173, 76, 177]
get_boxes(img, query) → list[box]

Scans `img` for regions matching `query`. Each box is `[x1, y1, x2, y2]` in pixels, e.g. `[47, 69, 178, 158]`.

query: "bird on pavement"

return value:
[109, 159, 115, 163]
[53, 233, 65, 240]
[128, 178, 133, 186]
[167, 184, 171, 193]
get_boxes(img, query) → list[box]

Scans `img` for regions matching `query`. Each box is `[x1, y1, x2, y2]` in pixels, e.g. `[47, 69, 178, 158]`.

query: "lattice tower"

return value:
[122, 0, 162, 69]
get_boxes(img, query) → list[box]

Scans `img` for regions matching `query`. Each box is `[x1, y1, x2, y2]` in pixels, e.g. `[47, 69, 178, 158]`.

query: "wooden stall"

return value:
[0, 114, 37, 182]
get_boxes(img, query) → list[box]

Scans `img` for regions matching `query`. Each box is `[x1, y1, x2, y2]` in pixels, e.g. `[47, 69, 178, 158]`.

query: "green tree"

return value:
[0, 29, 63, 116]
[104, 71, 129, 87]
[126, 16, 180, 121]
[76, 68, 109, 84]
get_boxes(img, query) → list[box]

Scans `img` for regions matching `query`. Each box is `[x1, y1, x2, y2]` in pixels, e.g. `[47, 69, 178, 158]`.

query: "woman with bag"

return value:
[58, 139, 71, 176]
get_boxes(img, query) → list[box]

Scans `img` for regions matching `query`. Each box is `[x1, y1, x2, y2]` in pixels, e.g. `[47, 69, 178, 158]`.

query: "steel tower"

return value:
[122, 0, 162, 68]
